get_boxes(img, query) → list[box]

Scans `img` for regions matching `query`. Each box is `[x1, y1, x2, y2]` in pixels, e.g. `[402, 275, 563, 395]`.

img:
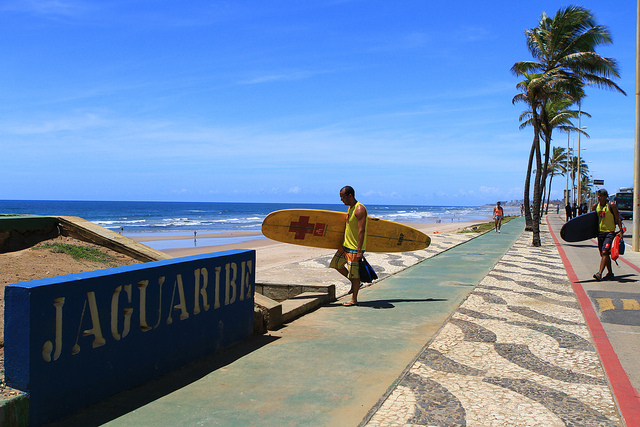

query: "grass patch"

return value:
[36, 243, 118, 266]
[458, 216, 517, 233]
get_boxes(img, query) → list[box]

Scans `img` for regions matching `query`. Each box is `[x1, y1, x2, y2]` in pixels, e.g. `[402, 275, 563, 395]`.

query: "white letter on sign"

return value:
[42, 297, 65, 362]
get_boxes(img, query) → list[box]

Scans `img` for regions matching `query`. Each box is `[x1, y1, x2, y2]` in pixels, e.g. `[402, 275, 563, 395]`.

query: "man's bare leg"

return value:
[335, 265, 360, 305]
[344, 278, 360, 306]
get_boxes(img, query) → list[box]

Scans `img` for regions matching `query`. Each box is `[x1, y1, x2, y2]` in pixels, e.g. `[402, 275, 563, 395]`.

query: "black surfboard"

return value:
[560, 211, 598, 242]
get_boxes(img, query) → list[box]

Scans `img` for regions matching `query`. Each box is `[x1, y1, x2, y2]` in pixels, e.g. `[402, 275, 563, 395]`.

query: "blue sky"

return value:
[0, 1, 636, 206]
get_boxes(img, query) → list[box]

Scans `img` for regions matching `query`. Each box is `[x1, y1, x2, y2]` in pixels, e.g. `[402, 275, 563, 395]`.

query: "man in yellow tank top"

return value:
[330, 186, 368, 306]
[592, 188, 624, 281]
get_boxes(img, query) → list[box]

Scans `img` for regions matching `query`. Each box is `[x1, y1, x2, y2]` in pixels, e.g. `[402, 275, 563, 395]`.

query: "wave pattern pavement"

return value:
[365, 223, 623, 426]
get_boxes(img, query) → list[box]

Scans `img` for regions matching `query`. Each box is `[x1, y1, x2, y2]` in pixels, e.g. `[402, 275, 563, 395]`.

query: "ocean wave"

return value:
[5, 200, 498, 234]
[94, 219, 147, 226]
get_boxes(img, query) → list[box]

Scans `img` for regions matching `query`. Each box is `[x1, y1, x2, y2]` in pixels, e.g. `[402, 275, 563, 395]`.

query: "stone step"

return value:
[281, 292, 330, 323]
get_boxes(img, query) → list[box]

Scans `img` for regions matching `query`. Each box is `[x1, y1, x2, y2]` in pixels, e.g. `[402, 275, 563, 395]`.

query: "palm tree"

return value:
[568, 155, 589, 203]
[544, 147, 566, 214]
[512, 5, 625, 246]
[513, 73, 552, 233]
[519, 99, 590, 216]
[580, 174, 594, 207]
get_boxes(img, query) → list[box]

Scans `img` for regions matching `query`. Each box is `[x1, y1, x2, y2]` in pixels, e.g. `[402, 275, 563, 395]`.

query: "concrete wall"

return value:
[0, 215, 59, 253]
[5, 249, 255, 425]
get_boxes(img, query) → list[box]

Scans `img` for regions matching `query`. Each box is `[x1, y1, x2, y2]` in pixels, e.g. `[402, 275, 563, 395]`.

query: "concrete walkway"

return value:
[49, 216, 640, 426]
[50, 219, 521, 426]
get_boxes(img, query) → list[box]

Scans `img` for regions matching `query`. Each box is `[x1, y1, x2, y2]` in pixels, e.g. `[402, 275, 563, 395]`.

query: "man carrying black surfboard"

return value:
[330, 186, 367, 306]
[592, 188, 624, 281]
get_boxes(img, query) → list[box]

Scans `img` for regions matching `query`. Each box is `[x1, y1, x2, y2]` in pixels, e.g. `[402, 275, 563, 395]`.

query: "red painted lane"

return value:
[547, 216, 640, 426]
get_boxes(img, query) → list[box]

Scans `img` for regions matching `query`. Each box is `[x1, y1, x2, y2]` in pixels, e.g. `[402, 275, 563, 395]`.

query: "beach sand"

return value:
[130, 220, 483, 272]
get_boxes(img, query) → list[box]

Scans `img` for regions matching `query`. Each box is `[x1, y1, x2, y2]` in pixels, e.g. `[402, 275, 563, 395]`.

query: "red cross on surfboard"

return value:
[289, 216, 326, 239]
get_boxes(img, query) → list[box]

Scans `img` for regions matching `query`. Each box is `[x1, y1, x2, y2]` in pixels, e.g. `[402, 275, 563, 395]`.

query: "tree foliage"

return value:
[512, 6, 624, 246]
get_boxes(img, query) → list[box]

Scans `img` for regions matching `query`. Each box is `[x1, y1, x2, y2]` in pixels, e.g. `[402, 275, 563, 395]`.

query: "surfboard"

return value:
[261, 209, 431, 252]
[560, 211, 598, 242]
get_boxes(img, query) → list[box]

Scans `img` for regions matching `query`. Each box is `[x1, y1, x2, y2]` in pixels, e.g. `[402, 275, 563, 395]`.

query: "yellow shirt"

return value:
[596, 203, 616, 233]
[344, 202, 367, 250]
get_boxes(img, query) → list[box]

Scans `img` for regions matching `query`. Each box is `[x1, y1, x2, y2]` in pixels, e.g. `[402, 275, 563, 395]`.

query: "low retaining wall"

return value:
[0, 215, 59, 253]
[5, 249, 255, 425]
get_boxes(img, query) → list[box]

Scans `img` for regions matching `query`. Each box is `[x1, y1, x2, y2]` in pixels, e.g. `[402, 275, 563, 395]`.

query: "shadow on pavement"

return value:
[329, 298, 448, 309]
[46, 334, 281, 427]
[579, 274, 638, 284]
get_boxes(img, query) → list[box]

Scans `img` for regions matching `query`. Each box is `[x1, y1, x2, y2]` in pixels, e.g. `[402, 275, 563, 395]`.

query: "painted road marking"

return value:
[596, 298, 616, 313]
[588, 291, 640, 326]
[595, 298, 640, 312]
[621, 298, 640, 310]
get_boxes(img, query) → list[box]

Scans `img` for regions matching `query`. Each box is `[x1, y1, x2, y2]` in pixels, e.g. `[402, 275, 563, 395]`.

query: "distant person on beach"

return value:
[520, 204, 524, 216]
[591, 189, 624, 282]
[330, 186, 367, 306]
[565, 203, 572, 221]
[493, 202, 504, 233]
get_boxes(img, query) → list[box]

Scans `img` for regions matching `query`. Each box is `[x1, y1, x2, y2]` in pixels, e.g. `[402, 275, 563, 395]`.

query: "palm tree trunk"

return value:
[545, 174, 554, 214]
[540, 174, 548, 218]
[531, 114, 543, 247]
[523, 141, 535, 232]
[538, 117, 552, 220]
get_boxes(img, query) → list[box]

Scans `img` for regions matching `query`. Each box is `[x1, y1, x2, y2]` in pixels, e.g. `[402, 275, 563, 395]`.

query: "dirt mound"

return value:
[0, 236, 140, 398]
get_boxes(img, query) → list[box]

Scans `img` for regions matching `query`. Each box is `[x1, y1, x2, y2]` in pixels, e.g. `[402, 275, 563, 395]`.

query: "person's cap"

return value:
[597, 189, 608, 197]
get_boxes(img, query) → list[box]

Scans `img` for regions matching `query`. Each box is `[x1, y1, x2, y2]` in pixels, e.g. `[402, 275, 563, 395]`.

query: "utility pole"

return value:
[566, 131, 570, 207]
[634, 0, 640, 251]
[577, 100, 582, 207]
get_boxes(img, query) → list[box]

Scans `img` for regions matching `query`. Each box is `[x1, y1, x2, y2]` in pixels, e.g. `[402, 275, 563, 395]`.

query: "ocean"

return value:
[1, 200, 510, 249]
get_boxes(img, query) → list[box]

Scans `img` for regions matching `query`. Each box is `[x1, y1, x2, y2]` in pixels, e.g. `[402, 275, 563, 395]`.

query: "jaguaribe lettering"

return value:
[40, 260, 253, 362]
[5, 250, 256, 425]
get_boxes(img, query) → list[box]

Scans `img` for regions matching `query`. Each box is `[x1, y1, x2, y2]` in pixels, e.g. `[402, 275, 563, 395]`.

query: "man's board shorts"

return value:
[330, 246, 362, 279]
[598, 232, 616, 253]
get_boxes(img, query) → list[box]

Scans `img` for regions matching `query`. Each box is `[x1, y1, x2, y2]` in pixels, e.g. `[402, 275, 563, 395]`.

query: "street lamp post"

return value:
[566, 131, 570, 206]
[633, 0, 640, 251]
[577, 100, 583, 207]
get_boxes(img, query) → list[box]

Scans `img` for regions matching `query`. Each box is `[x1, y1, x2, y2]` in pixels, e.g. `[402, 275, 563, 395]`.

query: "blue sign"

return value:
[5, 249, 255, 425]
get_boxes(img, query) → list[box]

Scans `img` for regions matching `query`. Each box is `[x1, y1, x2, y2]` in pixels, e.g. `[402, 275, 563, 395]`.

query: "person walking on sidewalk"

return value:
[592, 189, 624, 281]
[330, 186, 368, 306]
[565, 203, 573, 221]
[493, 201, 504, 233]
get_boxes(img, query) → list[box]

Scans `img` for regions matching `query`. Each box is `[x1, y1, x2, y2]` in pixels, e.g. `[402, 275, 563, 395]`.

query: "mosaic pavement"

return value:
[364, 223, 623, 426]
[299, 231, 478, 298]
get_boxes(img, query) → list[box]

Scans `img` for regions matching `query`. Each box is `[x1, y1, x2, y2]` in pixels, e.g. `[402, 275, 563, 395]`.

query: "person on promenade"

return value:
[592, 189, 624, 281]
[565, 203, 572, 221]
[493, 201, 504, 233]
[330, 186, 368, 306]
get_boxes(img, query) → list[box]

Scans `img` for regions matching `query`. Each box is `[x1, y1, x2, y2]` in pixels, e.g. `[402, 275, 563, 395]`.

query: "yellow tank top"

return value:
[596, 203, 616, 232]
[344, 202, 367, 250]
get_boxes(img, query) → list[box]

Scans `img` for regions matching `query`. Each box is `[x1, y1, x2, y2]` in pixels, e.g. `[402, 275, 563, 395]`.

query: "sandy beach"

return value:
[130, 220, 483, 272]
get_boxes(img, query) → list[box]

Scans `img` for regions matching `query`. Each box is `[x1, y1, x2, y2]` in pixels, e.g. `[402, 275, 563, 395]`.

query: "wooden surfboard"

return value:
[560, 211, 598, 242]
[261, 209, 431, 252]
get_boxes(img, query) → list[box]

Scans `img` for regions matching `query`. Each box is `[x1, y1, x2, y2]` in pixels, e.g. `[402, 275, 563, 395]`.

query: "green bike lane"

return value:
[53, 217, 524, 426]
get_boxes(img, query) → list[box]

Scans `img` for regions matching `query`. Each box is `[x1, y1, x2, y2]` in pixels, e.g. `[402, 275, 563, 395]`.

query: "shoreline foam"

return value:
[140, 221, 485, 270]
